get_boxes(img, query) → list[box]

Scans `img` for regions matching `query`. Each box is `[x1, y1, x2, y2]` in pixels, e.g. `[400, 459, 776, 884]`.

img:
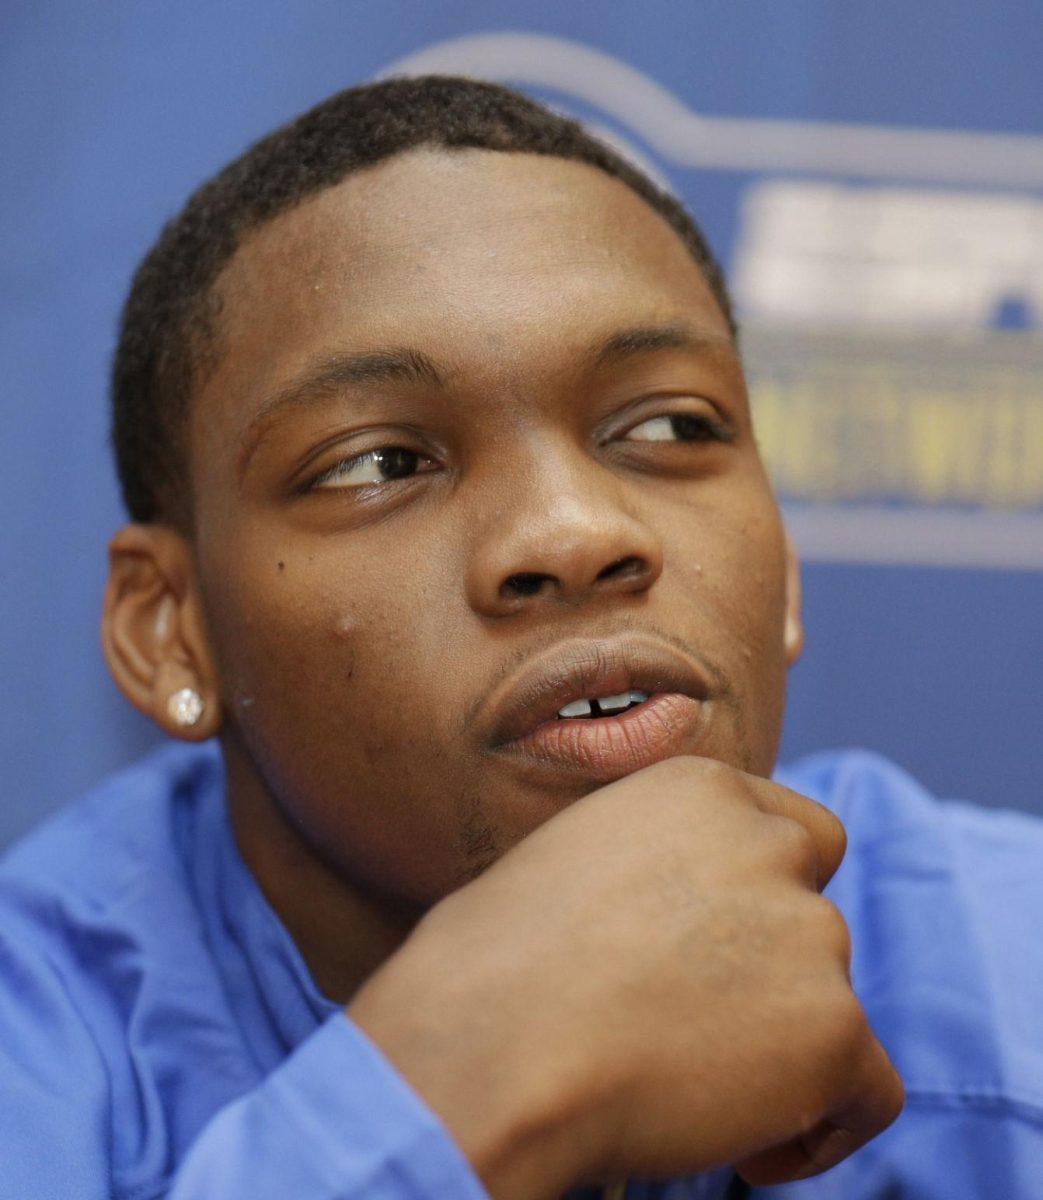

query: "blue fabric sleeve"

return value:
[755, 1093, 1043, 1199]
[0, 935, 489, 1200]
[170, 1014, 491, 1200]
[0, 932, 111, 1197]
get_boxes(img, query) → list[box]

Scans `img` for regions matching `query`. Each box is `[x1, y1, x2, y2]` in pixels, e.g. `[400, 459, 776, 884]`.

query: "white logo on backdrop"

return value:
[734, 182, 1042, 330]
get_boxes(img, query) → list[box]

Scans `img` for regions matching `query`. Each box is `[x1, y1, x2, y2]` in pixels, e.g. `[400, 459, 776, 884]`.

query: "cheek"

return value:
[716, 522, 788, 665]
[205, 554, 483, 903]
[668, 498, 789, 769]
[200, 551, 372, 721]
[672, 493, 787, 641]
[204, 550, 452, 758]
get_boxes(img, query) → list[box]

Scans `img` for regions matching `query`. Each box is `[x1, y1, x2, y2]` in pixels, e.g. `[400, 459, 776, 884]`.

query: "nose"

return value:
[465, 436, 664, 618]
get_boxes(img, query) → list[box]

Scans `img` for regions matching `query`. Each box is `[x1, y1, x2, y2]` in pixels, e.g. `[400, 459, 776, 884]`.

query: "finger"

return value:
[733, 1032, 904, 1185]
[747, 780, 848, 890]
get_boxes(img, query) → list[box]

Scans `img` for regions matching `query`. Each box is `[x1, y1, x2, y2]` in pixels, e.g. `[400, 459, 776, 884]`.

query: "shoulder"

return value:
[0, 739, 222, 917]
[0, 741, 249, 1191]
[0, 740, 225, 1011]
[777, 749, 1043, 1124]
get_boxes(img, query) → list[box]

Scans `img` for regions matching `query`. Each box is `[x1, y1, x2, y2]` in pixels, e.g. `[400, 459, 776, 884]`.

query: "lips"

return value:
[483, 634, 711, 750]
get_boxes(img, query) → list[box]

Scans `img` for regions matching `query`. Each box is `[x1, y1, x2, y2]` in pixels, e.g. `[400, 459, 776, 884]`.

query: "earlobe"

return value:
[101, 525, 222, 741]
[783, 529, 804, 666]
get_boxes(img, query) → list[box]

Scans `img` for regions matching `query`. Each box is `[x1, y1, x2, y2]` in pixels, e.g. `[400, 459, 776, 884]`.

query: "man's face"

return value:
[187, 148, 798, 908]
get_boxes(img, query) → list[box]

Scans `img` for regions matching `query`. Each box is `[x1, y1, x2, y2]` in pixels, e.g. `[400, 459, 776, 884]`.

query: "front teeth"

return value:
[557, 690, 649, 719]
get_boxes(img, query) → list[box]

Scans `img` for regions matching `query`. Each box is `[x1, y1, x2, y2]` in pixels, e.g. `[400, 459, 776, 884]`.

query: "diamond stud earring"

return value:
[168, 687, 204, 728]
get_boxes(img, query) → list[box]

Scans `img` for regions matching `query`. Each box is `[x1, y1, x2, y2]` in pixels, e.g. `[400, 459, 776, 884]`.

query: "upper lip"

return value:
[484, 634, 712, 748]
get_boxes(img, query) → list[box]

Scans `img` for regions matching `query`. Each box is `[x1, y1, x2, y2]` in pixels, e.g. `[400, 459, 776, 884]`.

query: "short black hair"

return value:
[111, 75, 735, 526]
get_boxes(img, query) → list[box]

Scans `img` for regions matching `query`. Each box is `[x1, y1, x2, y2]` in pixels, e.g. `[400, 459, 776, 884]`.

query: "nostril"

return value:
[597, 555, 645, 583]
[502, 572, 552, 598]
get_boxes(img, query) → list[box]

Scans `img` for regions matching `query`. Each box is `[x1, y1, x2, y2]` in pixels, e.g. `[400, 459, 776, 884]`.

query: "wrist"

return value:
[347, 925, 592, 1199]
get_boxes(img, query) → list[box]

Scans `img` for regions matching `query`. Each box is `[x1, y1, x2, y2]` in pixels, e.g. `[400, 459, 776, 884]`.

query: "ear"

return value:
[101, 524, 223, 741]
[783, 528, 804, 666]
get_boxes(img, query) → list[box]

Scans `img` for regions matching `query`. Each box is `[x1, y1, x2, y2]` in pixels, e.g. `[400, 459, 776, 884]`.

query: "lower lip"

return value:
[498, 693, 706, 783]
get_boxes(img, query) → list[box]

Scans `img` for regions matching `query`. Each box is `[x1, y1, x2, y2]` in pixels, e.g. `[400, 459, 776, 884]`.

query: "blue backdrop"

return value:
[2, 2, 1040, 847]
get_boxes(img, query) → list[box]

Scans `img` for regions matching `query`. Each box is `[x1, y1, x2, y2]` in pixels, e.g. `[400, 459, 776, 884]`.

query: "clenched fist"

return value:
[349, 756, 903, 1199]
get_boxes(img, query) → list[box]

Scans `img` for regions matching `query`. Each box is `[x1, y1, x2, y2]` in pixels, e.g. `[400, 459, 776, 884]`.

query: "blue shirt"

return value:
[0, 742, 1040, 1199]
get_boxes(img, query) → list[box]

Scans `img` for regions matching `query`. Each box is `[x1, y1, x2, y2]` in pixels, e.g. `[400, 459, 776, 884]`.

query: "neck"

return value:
[220, 735, 419, 1005]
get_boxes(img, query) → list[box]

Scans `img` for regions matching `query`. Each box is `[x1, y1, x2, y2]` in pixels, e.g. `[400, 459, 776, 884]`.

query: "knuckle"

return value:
[813, 897, 853, 965]
[885, 1069, 906, 1123]
[832, 992, 873, 1060]
[769, 815, 818, 880]
[823, 808, 848, 865]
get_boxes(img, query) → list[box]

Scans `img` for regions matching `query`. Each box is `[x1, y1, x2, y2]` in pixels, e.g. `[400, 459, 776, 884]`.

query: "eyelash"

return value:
[307, 410, 731, 492]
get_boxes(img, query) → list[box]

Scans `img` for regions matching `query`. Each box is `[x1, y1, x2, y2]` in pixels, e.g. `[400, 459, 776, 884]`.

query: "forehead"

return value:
[195, 148, 732, 436]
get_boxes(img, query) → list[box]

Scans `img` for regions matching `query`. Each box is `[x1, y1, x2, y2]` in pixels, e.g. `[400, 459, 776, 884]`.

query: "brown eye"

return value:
[313, 447, 432, 490]
[625, 414, 722, 443]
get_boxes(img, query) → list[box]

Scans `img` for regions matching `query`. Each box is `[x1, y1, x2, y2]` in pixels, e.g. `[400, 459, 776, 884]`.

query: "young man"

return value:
[1, 77, 1039, 1199]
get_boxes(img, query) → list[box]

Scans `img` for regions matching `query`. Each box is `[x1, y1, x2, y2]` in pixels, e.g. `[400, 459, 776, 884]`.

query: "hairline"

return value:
[189, 140, 739, 405]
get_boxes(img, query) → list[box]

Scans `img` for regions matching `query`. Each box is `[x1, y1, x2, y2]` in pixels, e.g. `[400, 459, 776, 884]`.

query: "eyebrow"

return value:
[238, 348, 444, 478]
[238, 322, 733, 478]
[592, 323, 732, 367]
